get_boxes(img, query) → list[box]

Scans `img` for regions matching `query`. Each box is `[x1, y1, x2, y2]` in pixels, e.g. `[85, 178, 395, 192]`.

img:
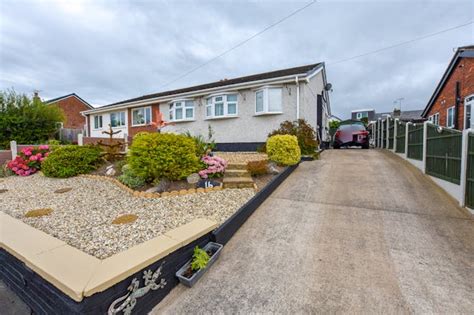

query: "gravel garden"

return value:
[0, 121, 313, 260]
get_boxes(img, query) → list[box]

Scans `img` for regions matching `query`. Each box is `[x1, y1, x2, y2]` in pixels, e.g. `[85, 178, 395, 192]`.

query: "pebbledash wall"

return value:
[84, 70, 329, 150]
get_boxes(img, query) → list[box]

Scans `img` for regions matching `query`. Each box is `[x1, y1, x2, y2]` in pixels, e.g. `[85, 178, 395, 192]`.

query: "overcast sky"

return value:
[0, 0, 473, 119]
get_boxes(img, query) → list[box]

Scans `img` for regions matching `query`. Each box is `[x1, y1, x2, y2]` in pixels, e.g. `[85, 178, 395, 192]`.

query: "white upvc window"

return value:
[110, 111, 126, 127]
[170, 100, 194, 121]
[255, 87, 282, 115]
[206, 94, 238, 119]
[432, 112, 440, 125]
[446, 106, 455, 128]
[132, 106, 152, 126]
[93, 115, 103, 129]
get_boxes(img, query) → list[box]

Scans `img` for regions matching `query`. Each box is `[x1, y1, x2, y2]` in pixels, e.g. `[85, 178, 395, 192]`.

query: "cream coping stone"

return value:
[0, 213, 218, 302]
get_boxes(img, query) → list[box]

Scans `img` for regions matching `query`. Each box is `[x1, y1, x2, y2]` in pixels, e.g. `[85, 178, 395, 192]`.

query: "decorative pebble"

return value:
[0, 189, 7, 193]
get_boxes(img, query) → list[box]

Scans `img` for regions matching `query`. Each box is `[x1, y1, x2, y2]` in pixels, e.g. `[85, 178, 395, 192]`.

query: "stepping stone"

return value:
[112, 214, 138, 225]
[25, 208, 53, 218]
[54, 187, 72, 193]
[0, 189, 7, 193]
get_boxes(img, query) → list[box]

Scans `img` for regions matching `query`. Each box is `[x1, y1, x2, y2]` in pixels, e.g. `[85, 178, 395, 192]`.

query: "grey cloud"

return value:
[0, 0, 473, 119]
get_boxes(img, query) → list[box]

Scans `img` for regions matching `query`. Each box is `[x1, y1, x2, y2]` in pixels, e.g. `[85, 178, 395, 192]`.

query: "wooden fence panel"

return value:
[407, 123, 423, 161]
[465, 133, 474, 208]
[425, 124, 462, 184]
[388, 118, 394, 149]
[395, 121, 406, 153]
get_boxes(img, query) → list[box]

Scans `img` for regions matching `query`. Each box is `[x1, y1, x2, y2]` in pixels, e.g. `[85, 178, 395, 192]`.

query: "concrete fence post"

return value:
[405, 122, 410, 159]
[422, 121, 429, 174]
[394, 118, 399, 152]
[460, 129, 470, 207]
[77, 134, 84, 146]
[386, 118, 390, 149]
[10, 140, 17, 159]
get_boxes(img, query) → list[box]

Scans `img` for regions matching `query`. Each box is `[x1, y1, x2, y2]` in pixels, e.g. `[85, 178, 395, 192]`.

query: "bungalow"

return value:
[81, 63, 332, 150]
[422, 45, 474, 129]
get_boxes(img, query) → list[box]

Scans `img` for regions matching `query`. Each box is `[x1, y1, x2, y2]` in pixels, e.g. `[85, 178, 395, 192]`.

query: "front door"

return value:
[464, 94, 474, 129]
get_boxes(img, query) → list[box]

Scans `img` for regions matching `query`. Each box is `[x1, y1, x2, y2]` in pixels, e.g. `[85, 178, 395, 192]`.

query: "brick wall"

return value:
[127, 103, 161, 137]
[51, 96, 90, 129]
[426, 57, 474, 130]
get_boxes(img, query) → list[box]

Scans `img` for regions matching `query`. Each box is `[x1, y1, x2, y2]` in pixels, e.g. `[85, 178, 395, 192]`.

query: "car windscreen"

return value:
[338, 124, 366, 131]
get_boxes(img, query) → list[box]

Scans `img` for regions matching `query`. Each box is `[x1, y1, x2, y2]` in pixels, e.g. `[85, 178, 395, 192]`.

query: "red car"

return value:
[333, 122, 369, 149]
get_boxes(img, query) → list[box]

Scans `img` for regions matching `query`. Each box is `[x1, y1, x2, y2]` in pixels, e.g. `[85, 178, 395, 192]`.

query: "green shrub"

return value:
[191, 246, 210, 271]
[0, 89, 64, 149]
[118, 164, 145, 189]
[268, 119, 318, 155]
[266, 135, 301, 166]
[247, 160, 268, 176]
[42, 145, 103, 178]
[128, 132, 201, 181]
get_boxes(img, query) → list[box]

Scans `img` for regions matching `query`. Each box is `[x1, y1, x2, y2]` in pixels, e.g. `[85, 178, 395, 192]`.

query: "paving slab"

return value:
[152, 149, 474, 314]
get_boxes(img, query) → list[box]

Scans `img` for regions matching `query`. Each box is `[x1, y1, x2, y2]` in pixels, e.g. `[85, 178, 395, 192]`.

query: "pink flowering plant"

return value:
[7, 145, 50, 176]
[198, 155, 227, 179]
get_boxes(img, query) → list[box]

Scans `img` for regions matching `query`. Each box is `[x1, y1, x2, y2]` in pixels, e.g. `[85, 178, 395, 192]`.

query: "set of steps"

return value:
[223, 163, 255, 189]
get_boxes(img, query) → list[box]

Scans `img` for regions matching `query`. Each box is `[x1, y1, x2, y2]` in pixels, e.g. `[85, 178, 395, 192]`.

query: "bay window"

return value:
[255, 87, 282, 114]
[132, 106, 152, 126]
[110, 111, 126, 127]
[206, 94, 238, 118]
[170, 100, 194, 121]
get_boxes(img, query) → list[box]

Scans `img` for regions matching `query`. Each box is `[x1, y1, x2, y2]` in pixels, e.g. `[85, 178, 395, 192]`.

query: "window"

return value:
[170, 100, 194, 121]
[132, 107, 152, 126]
[432, 112, 440, 125]
[255, 87, 282, 114]
[93, 115, 103, 129]
[206, 94, 238, 118]
[446, 107, 455, 128]
[110, 111, 126, 127]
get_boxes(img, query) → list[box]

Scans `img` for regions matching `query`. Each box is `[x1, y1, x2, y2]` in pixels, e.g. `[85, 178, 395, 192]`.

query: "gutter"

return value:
[82, 73, 309, 115]
[295, 76, 300, 119]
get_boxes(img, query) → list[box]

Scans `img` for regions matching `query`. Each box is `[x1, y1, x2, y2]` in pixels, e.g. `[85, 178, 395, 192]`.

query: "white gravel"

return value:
[0, 174, 254, 259]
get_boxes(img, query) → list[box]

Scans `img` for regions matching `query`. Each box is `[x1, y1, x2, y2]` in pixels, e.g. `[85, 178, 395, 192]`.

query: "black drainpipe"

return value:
[455, 81, 461, 129]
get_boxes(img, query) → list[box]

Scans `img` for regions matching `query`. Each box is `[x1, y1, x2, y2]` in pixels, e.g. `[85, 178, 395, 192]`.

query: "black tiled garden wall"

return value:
[0, 233, 211, 315]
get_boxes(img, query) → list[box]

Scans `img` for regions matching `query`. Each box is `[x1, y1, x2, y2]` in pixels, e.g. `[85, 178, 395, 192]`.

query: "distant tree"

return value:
[360, 117, 369, 126]
[329, 120, 340, 129]
[0, 89, 64, 149]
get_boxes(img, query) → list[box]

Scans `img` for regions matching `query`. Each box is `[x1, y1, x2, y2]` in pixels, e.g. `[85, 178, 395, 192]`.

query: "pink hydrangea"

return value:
[199, 155, 228, 179]
[6, 145, 51, 176]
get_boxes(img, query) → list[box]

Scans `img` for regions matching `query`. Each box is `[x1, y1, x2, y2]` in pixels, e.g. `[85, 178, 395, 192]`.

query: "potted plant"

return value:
[176, 242, 223, 287]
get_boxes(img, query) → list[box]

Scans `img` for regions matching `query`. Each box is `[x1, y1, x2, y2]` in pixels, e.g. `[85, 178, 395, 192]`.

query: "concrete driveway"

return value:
[153, 149, 474, 314]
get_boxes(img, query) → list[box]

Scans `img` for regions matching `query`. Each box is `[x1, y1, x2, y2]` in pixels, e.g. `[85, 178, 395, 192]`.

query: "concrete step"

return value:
[226, 163, 247, 170]
[224, 169, 250, 178]
[223, 177, 255, 189]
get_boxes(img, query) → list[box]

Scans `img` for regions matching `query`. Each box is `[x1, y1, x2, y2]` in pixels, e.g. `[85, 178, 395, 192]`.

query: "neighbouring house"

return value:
[81, 63, 332, 150]
[45, 93, 93, 130]
[351, 109, 375, 121]
[374, 109, 425, 123]
[422, 45, 474, 130]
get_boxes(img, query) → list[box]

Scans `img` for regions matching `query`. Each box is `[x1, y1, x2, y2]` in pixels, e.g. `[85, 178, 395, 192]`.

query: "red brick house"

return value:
[422, 45, 474, 130]
[45, 93, 93, 130]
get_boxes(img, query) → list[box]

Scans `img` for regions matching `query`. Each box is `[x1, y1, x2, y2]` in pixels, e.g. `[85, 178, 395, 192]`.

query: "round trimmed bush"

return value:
[42, 145, 103, 178]
[266, 135, 301, 166]
[128, 132, 201, 181]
